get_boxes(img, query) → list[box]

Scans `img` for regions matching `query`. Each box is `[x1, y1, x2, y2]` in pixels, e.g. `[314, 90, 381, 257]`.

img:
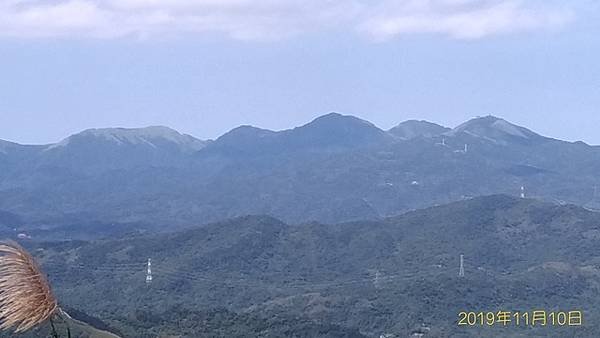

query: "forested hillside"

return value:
[15, 195, 600, 337]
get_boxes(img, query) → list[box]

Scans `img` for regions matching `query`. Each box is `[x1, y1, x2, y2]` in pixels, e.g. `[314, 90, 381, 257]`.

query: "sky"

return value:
[0, 0, 599, 145]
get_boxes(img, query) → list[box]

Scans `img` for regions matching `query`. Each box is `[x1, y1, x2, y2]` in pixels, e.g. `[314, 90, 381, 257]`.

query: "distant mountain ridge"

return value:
[1, 113, 599, 234]
[0, 114, 582, 150]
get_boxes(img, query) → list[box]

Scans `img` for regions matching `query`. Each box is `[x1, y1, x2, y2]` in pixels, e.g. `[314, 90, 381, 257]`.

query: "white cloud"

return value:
[358, 0, 574, 40]
[0, 0, 574, 41]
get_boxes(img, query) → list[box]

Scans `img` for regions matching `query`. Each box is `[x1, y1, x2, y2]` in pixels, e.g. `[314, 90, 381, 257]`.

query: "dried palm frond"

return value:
[0, 241, 58, 332]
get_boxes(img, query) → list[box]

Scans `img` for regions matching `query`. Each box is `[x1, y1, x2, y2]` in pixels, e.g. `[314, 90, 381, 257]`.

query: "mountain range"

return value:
[1, 113, 600, 238]
[31, 195, 600, 337]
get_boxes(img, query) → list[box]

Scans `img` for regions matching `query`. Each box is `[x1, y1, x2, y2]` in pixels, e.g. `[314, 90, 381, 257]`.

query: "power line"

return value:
[43, 260, 455, 291]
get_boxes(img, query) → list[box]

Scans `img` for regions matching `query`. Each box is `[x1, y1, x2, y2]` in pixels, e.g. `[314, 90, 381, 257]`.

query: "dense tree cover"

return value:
[2, 195, 596, 337]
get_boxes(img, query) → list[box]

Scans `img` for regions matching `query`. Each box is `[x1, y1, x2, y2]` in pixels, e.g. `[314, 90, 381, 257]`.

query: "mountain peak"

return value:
[447, 115, 543, 145]
[314, 112, 344, 119]
[80, 126, 193, 143]
[203, 113, 389, 156]
[305, 112, 377, 128]
[214, 125, 276, 145]
[468, 115, 502, 123]
[388, 120, 450, 140]
[50, 126, 206, 152]
[292, 113, 388, 147]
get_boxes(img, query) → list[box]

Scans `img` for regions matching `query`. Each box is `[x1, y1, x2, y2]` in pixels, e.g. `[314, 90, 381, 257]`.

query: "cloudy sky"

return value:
[1, 0, 599, 144]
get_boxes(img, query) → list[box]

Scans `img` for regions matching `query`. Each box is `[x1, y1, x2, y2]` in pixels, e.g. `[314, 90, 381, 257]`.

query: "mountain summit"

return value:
[447, 115, 544, 145]
[388, 120, 450, 140]
[49, 126, 206, 152]
[204, 113, 389, 156]
[286, 112, 389, 148]
[38, 126, 208, 172]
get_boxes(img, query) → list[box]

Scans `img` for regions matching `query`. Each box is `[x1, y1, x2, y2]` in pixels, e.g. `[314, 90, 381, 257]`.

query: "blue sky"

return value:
[0, 0, 599, 145]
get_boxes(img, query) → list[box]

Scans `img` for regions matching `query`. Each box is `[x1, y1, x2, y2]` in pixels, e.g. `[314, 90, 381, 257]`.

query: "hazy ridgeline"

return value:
[1, 115, 600, 336]
[1, 114, 599, 241]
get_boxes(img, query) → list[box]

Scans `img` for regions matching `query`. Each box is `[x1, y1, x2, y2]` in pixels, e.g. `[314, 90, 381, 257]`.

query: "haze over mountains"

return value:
[1, 113, 600, 238]
[3, 114, 600, 337]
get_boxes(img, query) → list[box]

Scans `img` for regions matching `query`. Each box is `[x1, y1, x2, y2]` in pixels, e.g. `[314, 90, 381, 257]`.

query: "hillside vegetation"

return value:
[16, 195, 600, 337]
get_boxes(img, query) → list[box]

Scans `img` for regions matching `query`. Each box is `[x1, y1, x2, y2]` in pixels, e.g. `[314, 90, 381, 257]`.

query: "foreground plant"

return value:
[0, 241, 70, 337]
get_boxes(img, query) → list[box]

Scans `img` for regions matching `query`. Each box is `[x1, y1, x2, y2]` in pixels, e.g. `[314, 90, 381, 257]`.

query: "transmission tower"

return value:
[520, 186, 526, 199]
[458, 254, 465, 277]
[146, 258, 153, 284]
